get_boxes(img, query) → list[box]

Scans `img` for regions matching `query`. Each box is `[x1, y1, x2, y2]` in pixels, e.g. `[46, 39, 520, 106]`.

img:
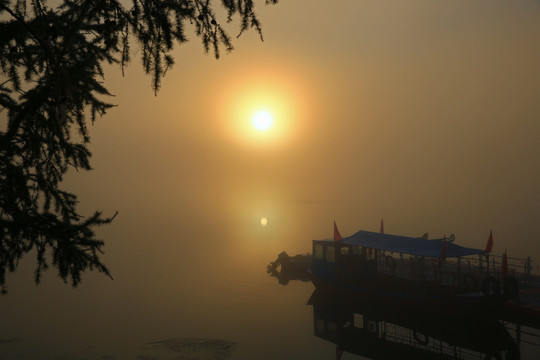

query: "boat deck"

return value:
[501, 275, 540, 327]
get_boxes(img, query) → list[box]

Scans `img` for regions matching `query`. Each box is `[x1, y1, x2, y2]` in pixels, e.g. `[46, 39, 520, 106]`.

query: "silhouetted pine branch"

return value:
[0, 0, 277, 294]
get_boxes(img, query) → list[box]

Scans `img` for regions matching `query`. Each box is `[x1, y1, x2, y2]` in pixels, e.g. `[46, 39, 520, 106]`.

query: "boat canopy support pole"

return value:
[479, 254, 484, 274]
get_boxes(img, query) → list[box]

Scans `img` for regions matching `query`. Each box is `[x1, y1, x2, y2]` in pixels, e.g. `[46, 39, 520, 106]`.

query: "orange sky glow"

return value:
[2, 1, 540, 356]
[52, 0, 540, 263]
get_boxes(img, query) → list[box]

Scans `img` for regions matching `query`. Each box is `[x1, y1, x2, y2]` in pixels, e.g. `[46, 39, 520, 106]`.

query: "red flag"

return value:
[502, 251, 508, 278]
[380, 218, 384, 234]
[334, 221, 342, 242]
[441, 236, 447, 262]
[485, 230, 493, 253]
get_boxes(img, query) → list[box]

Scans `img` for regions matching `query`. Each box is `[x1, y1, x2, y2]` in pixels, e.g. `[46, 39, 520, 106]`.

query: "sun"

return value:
[252, 111, 273, 131]
[260, 217, 268, 226]
[217, 69, 309, 147]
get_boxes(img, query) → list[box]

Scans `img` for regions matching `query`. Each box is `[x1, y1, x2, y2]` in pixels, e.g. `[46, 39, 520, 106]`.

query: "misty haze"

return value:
[1, 1, 540, 359]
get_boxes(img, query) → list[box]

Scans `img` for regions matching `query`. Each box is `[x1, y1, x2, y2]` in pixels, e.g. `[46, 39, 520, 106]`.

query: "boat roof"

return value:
[315, 230, 485, 258]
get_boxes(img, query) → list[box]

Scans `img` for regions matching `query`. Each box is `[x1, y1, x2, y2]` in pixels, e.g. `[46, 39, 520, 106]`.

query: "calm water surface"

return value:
[1, 249, 540, 360]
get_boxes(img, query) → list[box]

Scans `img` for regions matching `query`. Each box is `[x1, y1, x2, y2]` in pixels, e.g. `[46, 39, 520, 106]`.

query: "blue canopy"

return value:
[329, 230, 485, 258]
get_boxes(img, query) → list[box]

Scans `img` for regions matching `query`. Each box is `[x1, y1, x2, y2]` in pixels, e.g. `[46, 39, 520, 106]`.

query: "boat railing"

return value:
[487, 254, 532, 282]
[377, 252, 533, 289]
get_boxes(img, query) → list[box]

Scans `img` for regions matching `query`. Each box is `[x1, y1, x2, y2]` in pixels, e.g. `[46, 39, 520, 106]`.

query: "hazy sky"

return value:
[2, 1, 540, 356]
[65, 0, 540, 257]
[4, 0, 536, 283]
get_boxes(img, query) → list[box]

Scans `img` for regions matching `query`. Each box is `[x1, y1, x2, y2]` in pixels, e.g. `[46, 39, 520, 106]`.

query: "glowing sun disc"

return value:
[253, 111, 273, 131]
[260, 217, 268, 226]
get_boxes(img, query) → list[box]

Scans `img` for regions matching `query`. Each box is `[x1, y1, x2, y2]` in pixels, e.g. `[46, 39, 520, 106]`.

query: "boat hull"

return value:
[310, 272, 503, 314]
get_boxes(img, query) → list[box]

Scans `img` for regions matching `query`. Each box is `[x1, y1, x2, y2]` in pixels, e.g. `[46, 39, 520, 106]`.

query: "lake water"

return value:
[1, 249, 540, 360]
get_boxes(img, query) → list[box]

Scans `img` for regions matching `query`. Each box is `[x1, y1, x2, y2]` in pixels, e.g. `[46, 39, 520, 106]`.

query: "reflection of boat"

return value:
[311, 230, 531, 307]
[309, 290, 521, 360]
[267, 251, 312, 285]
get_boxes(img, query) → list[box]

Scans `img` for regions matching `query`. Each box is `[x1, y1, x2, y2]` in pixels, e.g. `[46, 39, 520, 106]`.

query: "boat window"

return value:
[340, 246, 350, 256]
[315, 318, 325, 334]
[367, 320, 378, 333]
[353, 313, 364, 328]
[327, 321, 337, 335]
[326, 246, 335, 263]
[314, 244, 324, 260]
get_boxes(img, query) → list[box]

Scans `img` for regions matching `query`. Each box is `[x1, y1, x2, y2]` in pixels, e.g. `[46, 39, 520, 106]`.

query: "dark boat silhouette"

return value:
[310, 229, 530, 308]
[267, 251, 312, 285]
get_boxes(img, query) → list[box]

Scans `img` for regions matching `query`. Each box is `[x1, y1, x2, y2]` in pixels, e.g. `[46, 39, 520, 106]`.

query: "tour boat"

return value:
[310, 228, 531, 307]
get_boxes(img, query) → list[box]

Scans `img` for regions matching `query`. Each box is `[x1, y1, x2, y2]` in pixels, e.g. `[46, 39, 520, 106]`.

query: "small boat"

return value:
[311, 229, 532, 308]
[267, 251, 312, 285]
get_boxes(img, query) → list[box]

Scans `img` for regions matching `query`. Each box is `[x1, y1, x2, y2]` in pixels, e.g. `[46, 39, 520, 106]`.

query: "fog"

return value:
[2, 1, 540, 358]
